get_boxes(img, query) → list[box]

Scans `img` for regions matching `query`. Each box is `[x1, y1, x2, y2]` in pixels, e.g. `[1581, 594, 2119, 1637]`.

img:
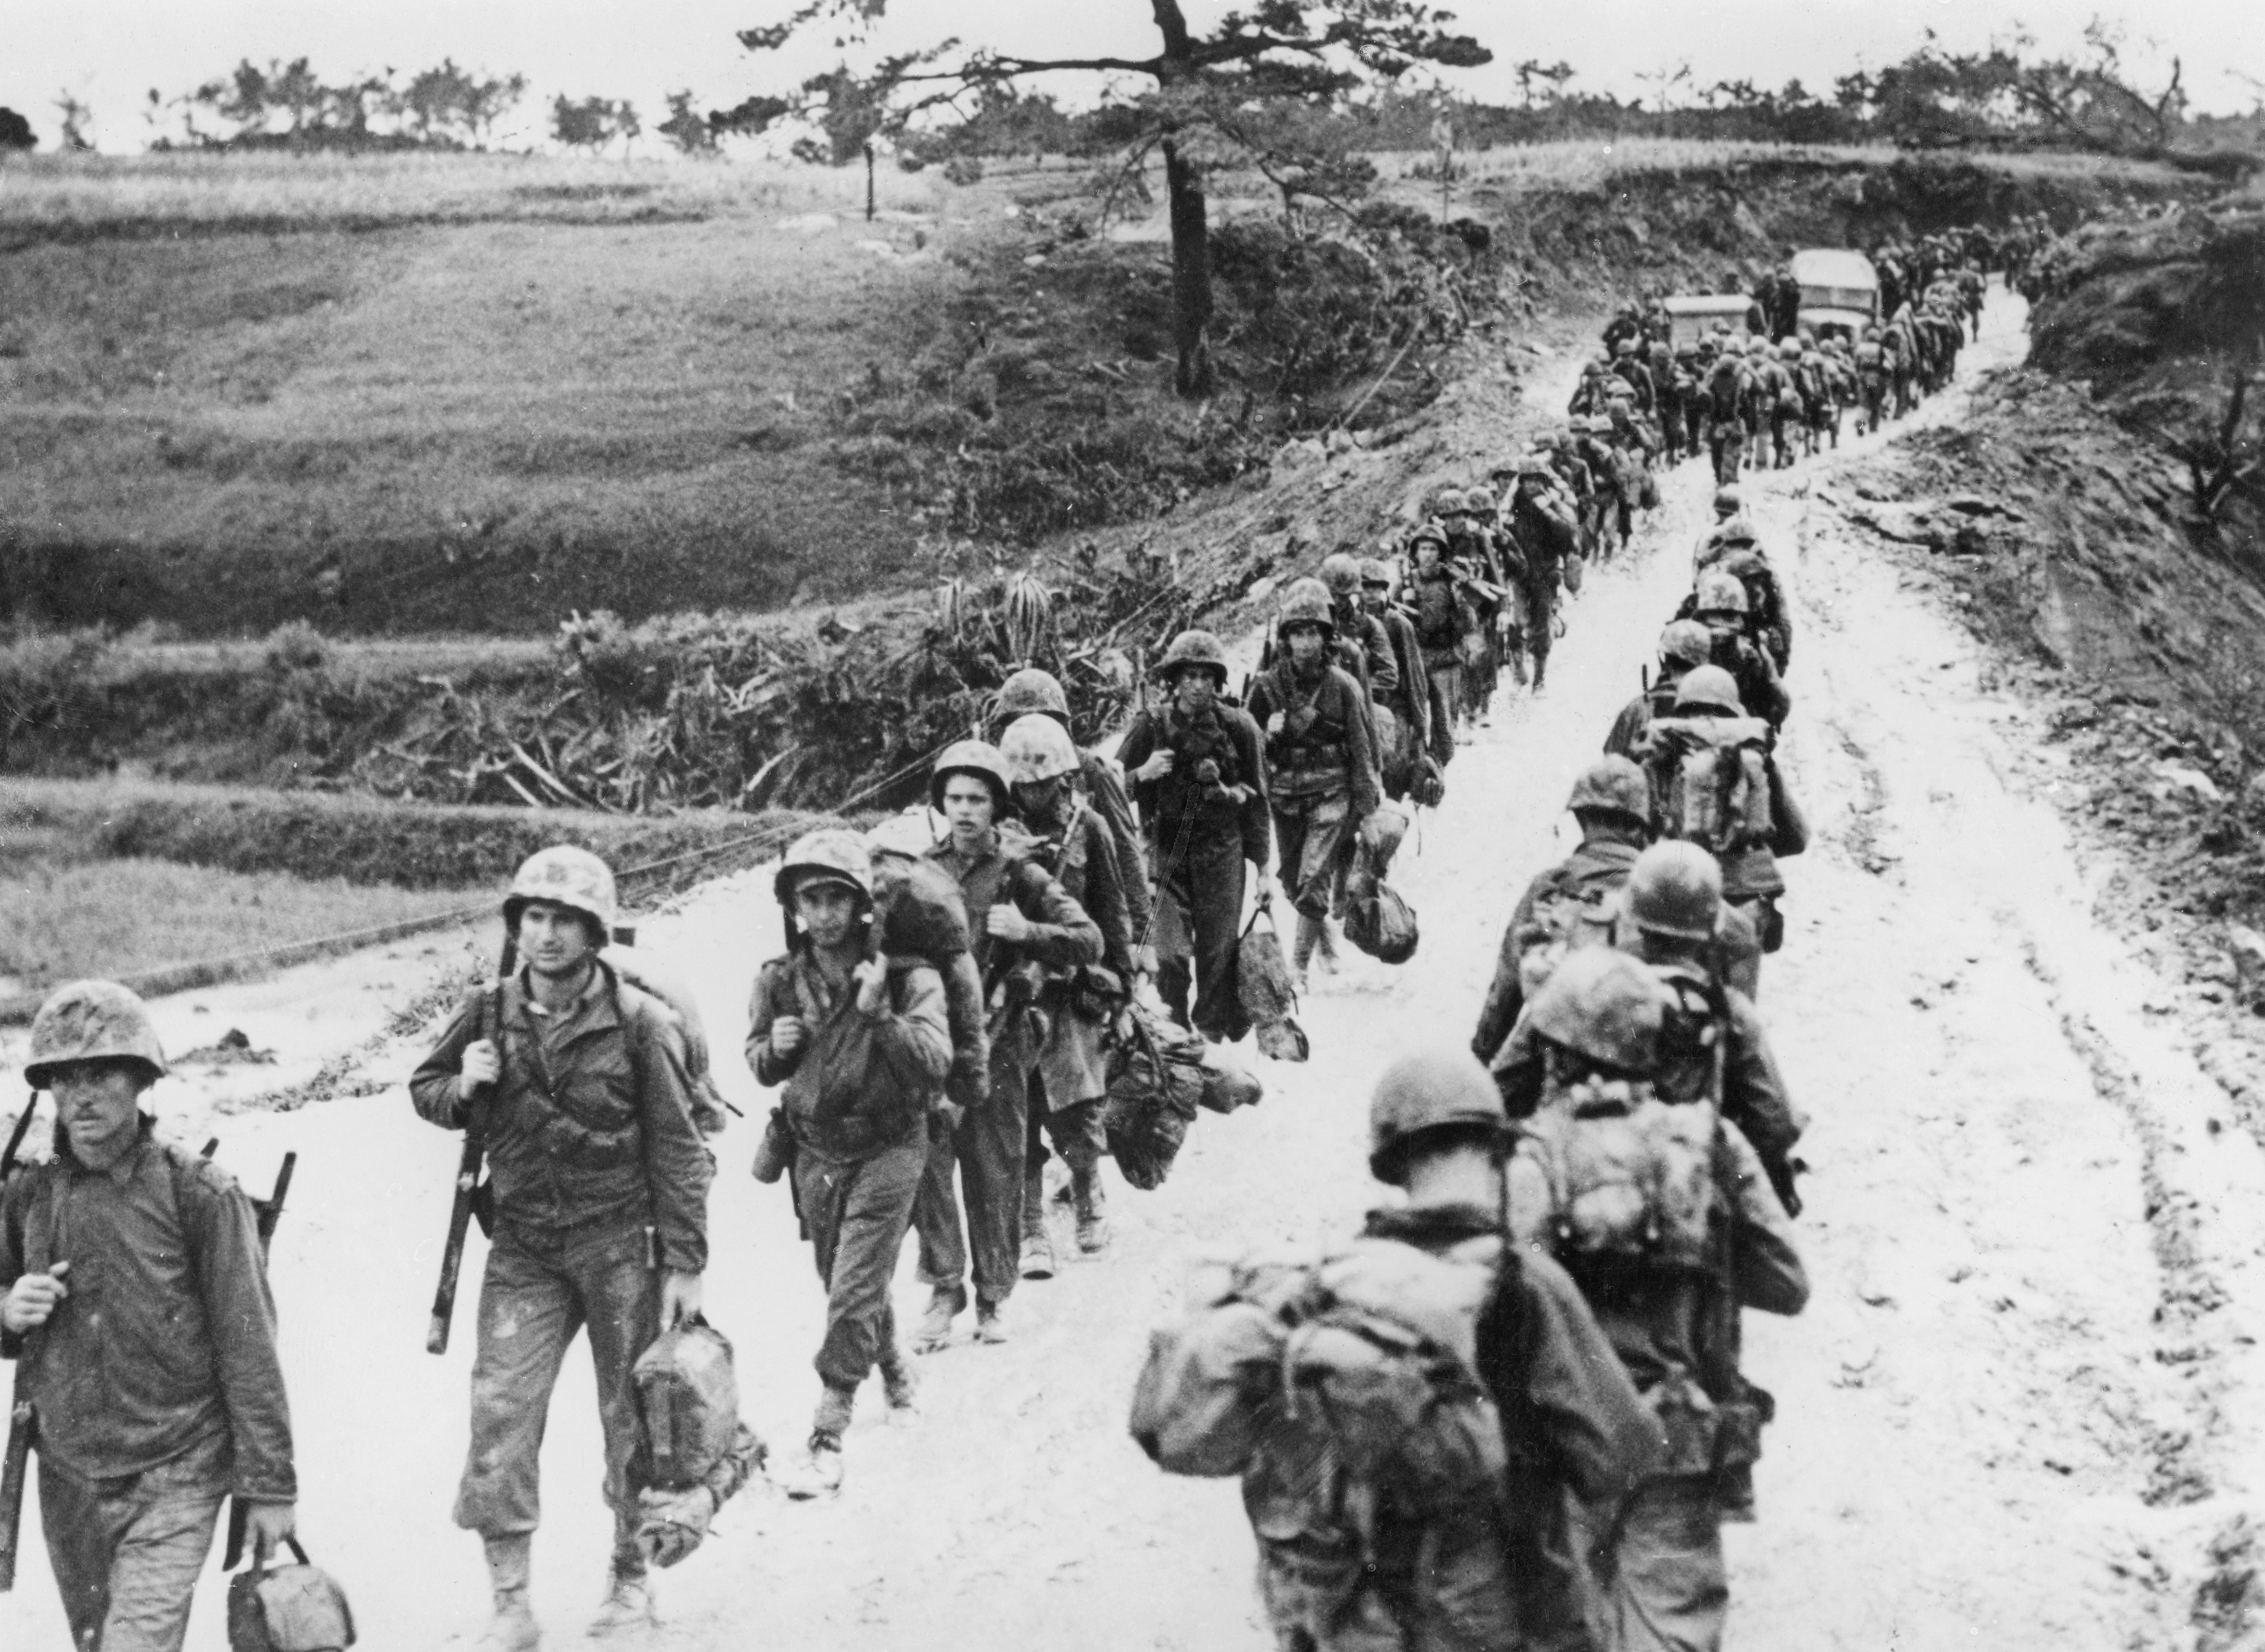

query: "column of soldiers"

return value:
[0, 231, 2007, 1652]
[1128, 302, 1919, 1651]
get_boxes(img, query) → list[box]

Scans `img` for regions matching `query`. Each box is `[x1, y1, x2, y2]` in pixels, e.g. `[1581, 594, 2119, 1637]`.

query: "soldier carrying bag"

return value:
[227, 1538, 356, 1652]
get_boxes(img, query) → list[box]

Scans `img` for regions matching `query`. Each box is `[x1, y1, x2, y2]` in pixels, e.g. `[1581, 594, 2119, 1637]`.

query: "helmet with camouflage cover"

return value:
[505, 845, 618, 938]
[1320, 551, 1363, 595]
[1708, 516, 1760, 551]
[1674, 664, 1744, 715]
[1000, 712, 1081, 785]
[1433, 487, 1468, 518]
[930, 738, 1013, 811]
[1158, 629, 1230, 683]
[1778, 340, 1801, 361]
[1626, 841, 1722, 942]
[1409, 522, 1448, 555]
[774, 827, 875, 907]
[24, 980, 168, 1090]
[1527, 948, 1672, 1075]
[1360, 557, 1396, 591]
[1367, 1048, 1509, 1184]
[991, 667, 1070, 728]
[1693, 568, 1748, 617]
[1712, 486, 1743, 518]
[1565, 756, 1650, 826]
[1614, 338, 1638, 357]
[1277, 577, 1337, 642]
[1463, 484, 1497, 516]
[1659, 619, 1714, 669]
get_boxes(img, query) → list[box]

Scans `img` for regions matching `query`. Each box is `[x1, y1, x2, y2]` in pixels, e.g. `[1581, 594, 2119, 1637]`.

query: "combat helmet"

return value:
[1527, 948, 1672, 1075]
[1674, 665, 1744, 716]
[1433, 487, 1468, 518]
[1463, 484, 1498, 516]
[1157, 629, 1230, 684]
[24, 980, 168, 1090]
[774, 827, 875, 907]
[1000, 713, 1081, 785]
[930, 738, 1013, 811]
[1693, 568, 1749, 617]
[1360, 558, 1396, 592]
[991, 667, 1070, 728]
[1319, 551, 1363, 594]
[1565, 756, 1650, 827]
[1659, 619, 1714, 669]
[1367, 1048, 1509, 1185]
[1277, 577, 1337, 643]
[505, 845, 618, 938]
[1712, 486, 1743, 518]
[1626, 841, 1722, 942]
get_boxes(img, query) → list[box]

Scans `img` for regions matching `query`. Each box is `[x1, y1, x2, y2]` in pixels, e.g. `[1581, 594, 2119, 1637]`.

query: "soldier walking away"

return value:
[410, 846, 715, 1646]
[1505, 458, 1580, 694]
[910, 742, 1100, 1349]
[987, 668, 1153, 977]
[1604, 621, 1716, 762]
[1246, 580, 1383, 990]
[1471, 757, 1653, 1068]
[3, 982, 297, 1652]
[745, 830, 953, 1494]
[1128, 1048, 1657, 1652]
[1679, 572, 1790, 730]
[1119, 632, 1271, 1043]
[998, 714, 1137, 1274]
[1495, 951, 1808, 1652]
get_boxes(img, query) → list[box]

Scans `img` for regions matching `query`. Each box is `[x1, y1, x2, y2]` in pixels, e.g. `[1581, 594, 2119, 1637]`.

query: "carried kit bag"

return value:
[633, 1317, 743, 1491]
[1103, 1001, 1209, 1190]
[1640, 715, 1776, 859]
[1344, 882, 1419, 966]
[1512, 1075, 1722, 1272]
[1237, 898, 1309, 1063]
[227, 1539, 355, 1652]
[866, 838, 989, 1109]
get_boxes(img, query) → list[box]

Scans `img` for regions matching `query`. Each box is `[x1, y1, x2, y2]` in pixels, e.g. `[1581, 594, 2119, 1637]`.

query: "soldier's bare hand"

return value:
[459, 1039, 501, 1093]
[1134, 750, 1174, 782]
[246, 1501, 297, 1562]
[1, 1261, 69, 1334]
[770, 1017, 806, 1058]
[853, 955, 890, 1015]
[986, 903, 1034, 943]
[661, 1270, 704, 1329]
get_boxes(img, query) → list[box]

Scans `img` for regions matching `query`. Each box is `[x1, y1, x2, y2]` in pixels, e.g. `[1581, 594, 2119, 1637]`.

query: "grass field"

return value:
[0, 832, 484, 997]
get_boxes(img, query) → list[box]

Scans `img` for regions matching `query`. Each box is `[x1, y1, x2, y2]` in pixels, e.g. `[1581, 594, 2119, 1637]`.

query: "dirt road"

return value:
[10, 287, 2263, 1651]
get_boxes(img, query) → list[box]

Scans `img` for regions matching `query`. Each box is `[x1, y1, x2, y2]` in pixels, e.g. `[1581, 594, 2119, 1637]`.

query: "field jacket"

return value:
[1119, 701, 1273, 869]
[746, 949, 953, 1159]
[411, 961, 714, 1274]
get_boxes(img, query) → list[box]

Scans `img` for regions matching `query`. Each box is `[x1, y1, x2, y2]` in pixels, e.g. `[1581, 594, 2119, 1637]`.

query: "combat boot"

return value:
[974, 1297, 1010, 1344]
[1071, 1168, 1109, 1254]
[1291, 912, 1322, 992]
[784, 1384, 855, 1499]
[879, 1343, 920, 1413]
[1018, 1175, 1056, 1280]
[913, 1283, 966, 1352]
[477, 1534, 541, 1652]
[587, 1566, 654, 1637]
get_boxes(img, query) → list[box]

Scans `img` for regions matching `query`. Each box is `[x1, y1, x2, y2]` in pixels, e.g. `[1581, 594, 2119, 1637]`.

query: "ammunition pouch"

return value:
[1710, 1384, 1774, 1523]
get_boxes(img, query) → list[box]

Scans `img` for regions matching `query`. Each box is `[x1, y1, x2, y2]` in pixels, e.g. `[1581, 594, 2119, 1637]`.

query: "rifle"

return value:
[0, 1091, 37, 1592]
[219, 1148, 299, 1571]
[428, 934, 514, 1356]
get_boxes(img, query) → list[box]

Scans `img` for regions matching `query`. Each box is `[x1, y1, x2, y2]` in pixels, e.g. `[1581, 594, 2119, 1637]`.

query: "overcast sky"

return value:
[8, 0, 2260, 151]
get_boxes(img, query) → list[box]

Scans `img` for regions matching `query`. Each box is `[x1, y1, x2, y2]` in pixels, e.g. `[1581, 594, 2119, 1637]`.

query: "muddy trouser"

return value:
[1154, 831, 1249, 1041]
[1768, 409, 1790, 466]
[39, 1428, 228, 1652]
[1271, 790, 1352, 921]
[1596, 1476, 1727, 1652]
[1426, 662, 1466, 728]
[1523, 570, 1556, 682]
[1685, 405, 1708, 461]
[457, 1217, 660, 1573]
[1256, 1496, 1521, 1652]
[798, 1131, 926, 1391]
[1862, 383, 1885, 431]
[1025, 1079, 1106, 1176]
[914, 1052, 1030, 1306]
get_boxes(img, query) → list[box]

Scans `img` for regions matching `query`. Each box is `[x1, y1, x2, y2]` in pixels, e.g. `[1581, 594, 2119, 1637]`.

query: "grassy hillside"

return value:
[0, 143, 2203, 646]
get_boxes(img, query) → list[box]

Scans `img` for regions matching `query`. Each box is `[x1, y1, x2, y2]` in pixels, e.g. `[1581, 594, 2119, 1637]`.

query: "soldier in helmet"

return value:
[1496, 950, 1807, 1652]
[1700, 339, 1750, 487]
[1649, 666, 1802, 958]
[987, 666, 1151, 974]
[3, 982, 297, 1652]
[1120, 631, 1270, 1042]
[910, 741, 1100, 1349]
[1130, 1048, 1654, 1652]
[1359, 556, 1434, 795]
[1403, 525, 1481, 742]
[998, 714, 1136, 1271]
[410, 846, 715, 1643]
[1471, 758, 1653, 1065]
[1678, 570, 1789, 729]
[1318, 551, 1399, 710]
[1504, 458, 1581, 693]
[1246, 578, 1383, 985]
[1605, 619, 1715, 761]
[746, 830, 952, 1492]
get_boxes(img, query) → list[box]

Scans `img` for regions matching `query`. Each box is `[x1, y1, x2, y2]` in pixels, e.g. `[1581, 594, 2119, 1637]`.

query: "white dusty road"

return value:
[11, 287, 2265, 1651]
